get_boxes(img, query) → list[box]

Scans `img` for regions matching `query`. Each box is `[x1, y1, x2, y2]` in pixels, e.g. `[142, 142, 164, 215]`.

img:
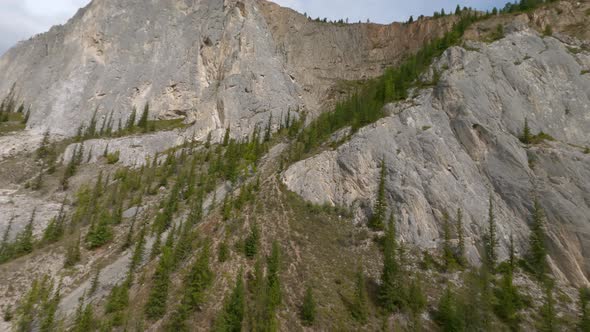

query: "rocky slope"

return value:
[284, 27, 590, 285]
[0, 1, 589, 331]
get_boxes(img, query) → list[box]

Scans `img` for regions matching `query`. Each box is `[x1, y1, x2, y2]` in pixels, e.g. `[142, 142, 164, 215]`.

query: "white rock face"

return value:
[0, 0, 302, 140]
[284, 30, 590, 284]
[0, 0, 457, 142]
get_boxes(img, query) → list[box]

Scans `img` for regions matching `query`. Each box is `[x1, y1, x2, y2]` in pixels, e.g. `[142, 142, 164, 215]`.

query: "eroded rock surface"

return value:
[284, 29, 590, 285]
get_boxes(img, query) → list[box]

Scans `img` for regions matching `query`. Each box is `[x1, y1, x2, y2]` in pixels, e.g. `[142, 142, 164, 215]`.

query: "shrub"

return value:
[106, 151, 120, 164]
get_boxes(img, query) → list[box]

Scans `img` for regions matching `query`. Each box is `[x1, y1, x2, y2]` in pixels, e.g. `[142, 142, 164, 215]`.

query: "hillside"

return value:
[0, 0, 589, 331]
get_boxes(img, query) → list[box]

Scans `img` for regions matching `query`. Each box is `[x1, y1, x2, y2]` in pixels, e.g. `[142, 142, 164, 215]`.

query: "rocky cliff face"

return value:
[0, 0, 453, 141]
[284, 28, 590, 285]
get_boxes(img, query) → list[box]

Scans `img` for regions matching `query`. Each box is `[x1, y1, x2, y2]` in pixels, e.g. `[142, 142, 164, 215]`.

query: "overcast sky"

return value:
[0, 0, 510, 55]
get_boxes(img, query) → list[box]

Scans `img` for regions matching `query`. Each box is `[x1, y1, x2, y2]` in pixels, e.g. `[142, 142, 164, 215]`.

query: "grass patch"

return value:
[0, 112, 26, 135]
[529, 131, 555, 145]
[582, 70, 590, 75]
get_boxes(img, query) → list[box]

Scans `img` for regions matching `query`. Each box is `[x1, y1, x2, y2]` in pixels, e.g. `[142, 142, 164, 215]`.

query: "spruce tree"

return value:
[442, 211, 457, 270]
[0, 216, 14, 263]
[528, 197, 548, 277]
[301, 285, 316, 326]
[244, 223, 260, 258]
[407, 276, 427, 330]
[494, 265, 522, 330]
[267, 241, 282, 313]
[126, 107, 137, 131]
[64, 235, 81, 268]
[456, 208, 466, 266]
[351, 267, 368, 323]
[379, 213, 404, 312]
[215, 272, 245, 332]
[138, 103, 150, 132]
[578, 287, 590, 332]
[435, 285, 464, 332]
[369, 159, 387, 230]
[539, 282, 558, 332]
[15, 209, 35, 255]
[521, 118, 532, 144]
[484, 195, 498, 269]
[145, 245, 173, 320]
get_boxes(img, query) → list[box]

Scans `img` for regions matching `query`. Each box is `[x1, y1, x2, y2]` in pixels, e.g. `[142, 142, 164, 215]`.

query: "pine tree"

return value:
[494, 265, 522, 330]
[184, 244, 214, 308]
[37, 130, 51, 160]
[456, 208, 466, 266]
[521, 118, 532, 144]
[0, 216, 13, 262]
[379, 213, 404, 312]
[369, 159, 387, 230]
[90, 268, 101, 295]
[215, 272, 245, 332]
[244, 223, 260, 258]
[539, 282, 558, 332]
[435, 285, 464, 332]
[218, 241, 229, 263]
[528, 197, 548, 277]
[578, 287, 590, 332]
[15, 209, 35, 255]
[484, 195, 498, 269]
[223, 126, 231, 147]
[138, 103, 150, 132]
[301, 285, 316, 326]
[145, 246, 173, 319]
[130, 225, 147, 272]
[351, 267, 368, 323]
[442, 211, 457, 270]
[407, 276, 427, 330]
[267, 241, 282, 313]
[126, 107, 137, 131]
[265, 113, 273, 142]
[64, 235, 81, 268]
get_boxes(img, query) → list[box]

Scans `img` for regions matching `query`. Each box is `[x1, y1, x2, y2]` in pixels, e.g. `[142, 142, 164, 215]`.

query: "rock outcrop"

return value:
[284, 29, 590, 285]
[0, 0, 455, 141]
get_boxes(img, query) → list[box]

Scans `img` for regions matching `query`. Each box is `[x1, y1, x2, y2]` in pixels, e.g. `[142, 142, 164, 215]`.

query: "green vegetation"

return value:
[215, 272, 245, 332]
[368, 159, 387, 230]
[301, 286, 316, 326]
[287, 11, 481, 162]
[350, 267, 368, 323]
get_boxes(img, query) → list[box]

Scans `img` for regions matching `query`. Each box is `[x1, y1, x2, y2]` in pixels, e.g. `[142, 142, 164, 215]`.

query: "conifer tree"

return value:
[126, 107, 137, 131]
[145, 245, 173, 320]
[494, 263, 522, 330]
[0, 217, 14, 262]
[244, 223, 260, 258]
[138, 103, 150, 132]
[521, 118, 532, 144]
[351, 267, 368, 323]
[484, 195, 498, 269]
[435, 285, 464, 332]
[265, 113, 273, 142]
[267, 241, 282, 313]
[15, 209, 35, 255]
[442, 211, 457, 270]
[578, 287, 590, 332]
[37, 130, 51, 160]
[407, 276, 427, 330]
[130, 224, 147, 272]
[223, 126, 231, 147]
[64, 235, 81, 268]
[301, 285, 316, 326]
[456, 208, 466, 266]
[215, 272, 245, 332]
[379, 213, 404, 312]
[369, 159, 387, 230]
[539, 282, 558, 332]
[90, 268, 101, 295]
[528, 197, 548, 277]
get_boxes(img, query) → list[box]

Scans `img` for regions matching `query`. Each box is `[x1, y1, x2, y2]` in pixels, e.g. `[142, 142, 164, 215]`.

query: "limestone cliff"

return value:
[0, 0, 453, 141]
[284, 28, 590, 285]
